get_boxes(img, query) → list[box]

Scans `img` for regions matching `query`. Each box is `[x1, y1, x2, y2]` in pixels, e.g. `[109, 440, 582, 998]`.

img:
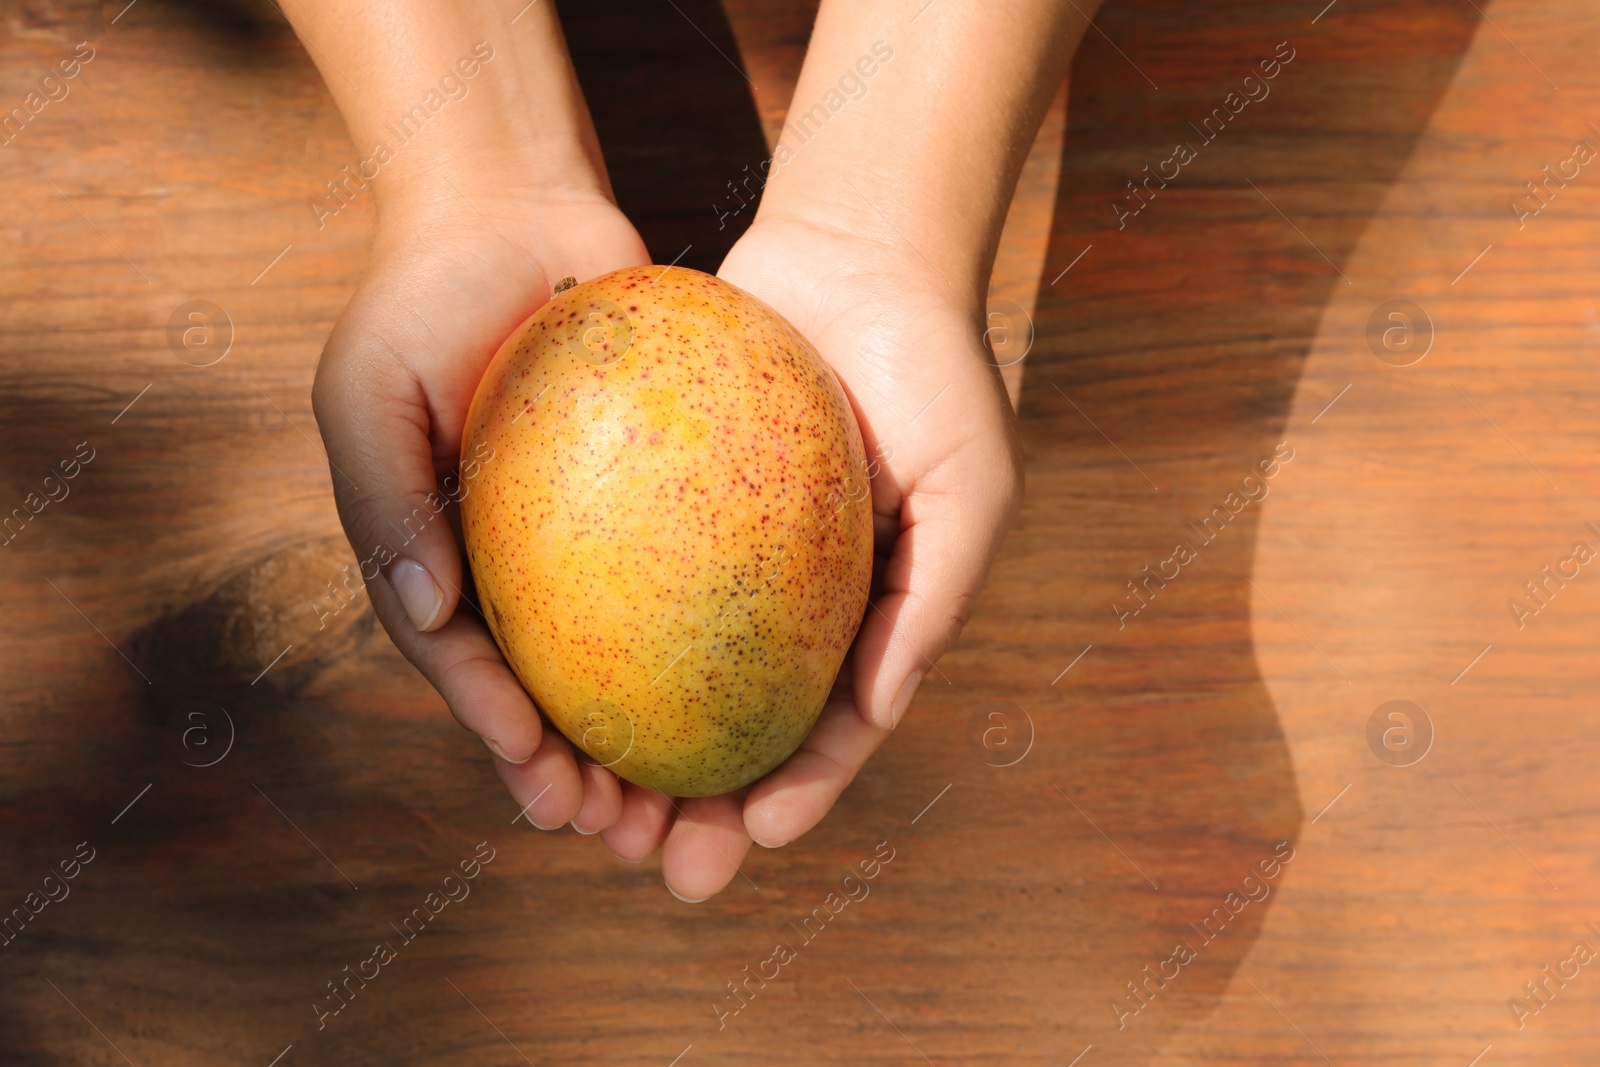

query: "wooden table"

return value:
[3, 0, 1598, 1063]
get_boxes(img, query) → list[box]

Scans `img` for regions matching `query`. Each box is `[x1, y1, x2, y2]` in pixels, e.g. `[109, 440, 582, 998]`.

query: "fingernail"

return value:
[612, 852, 642, 864]
[751, 833, 789, 849]
[667, 885, 710, 904]
[890, 671, 922, 728]
[483, 736, 531, 765]
[530, 817, 561, 831]
[570, 820, 599, 836]
[390, 558, 445, 631]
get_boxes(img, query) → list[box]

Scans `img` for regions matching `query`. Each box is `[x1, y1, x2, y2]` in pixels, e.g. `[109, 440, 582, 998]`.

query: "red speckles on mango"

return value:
[459, 266, 873, 797]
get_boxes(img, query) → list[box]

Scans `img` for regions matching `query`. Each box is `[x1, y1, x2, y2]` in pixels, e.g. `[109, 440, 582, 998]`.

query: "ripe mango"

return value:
[459, 266, 873, 797]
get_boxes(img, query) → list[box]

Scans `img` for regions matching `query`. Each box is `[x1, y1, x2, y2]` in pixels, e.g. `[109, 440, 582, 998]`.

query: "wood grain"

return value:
[2, 0, 1598, 1064]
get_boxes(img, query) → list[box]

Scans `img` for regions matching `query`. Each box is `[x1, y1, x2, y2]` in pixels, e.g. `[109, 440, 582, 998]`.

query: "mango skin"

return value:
[459, 266, 873, 797]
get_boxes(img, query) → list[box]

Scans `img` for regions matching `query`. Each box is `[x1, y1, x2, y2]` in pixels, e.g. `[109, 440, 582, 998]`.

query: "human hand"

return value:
[613, 0, 1081, 898]
[281, 0, 707, 859]
[312, 182, 651, 833]
[591, 214, 1022, 895]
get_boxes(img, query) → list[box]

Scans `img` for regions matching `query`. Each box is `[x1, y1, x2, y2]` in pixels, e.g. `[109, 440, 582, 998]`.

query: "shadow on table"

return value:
[988, 0, 1481, 1056]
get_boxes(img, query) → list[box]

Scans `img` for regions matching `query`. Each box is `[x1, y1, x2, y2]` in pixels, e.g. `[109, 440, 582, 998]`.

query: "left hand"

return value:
[600, 214, 1024, 899]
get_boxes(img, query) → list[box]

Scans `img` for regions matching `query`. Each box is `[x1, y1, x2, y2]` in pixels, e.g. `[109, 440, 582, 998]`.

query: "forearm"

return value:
[759, 0, 1097, 304]
[275, 0, 612, 216]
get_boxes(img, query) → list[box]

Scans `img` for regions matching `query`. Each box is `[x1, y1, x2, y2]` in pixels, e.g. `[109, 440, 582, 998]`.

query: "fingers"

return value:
[500, 757, 754, 905]
[660, 795, 753, 903]
[743, 696, 887, 847]
[852, 429, 1023, 731]
[313, 294, 466, 638]
[597, 787, 754, 904]
[571, 760, 624, 834]
[312, 245, 554, 760]
[601, 783, 674, 861]
[495, 727, 585, 830]
[365, 577, 544, 763]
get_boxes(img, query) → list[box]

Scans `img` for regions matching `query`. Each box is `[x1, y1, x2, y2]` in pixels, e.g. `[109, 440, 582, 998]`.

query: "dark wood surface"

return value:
[3, 0, 1599, 1064]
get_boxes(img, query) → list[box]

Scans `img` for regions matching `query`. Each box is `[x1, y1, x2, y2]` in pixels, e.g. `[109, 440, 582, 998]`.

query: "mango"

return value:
[459, 266, 873, 797]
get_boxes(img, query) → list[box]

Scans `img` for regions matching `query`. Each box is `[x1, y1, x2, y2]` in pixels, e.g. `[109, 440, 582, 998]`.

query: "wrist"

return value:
[366, 63, 615, 228]
[740, 209, 989, 319]
[363, 92, 615, 231]
[284, 1, 616, 239]
[375, 153, 614, 237]
[370, 180, 648, 298]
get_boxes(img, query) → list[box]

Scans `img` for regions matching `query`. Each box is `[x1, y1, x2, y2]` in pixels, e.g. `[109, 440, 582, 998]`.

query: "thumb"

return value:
[313, 326, 464, 637]
[853, 430, 1023, 731]
[310, 284, 547, 765]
